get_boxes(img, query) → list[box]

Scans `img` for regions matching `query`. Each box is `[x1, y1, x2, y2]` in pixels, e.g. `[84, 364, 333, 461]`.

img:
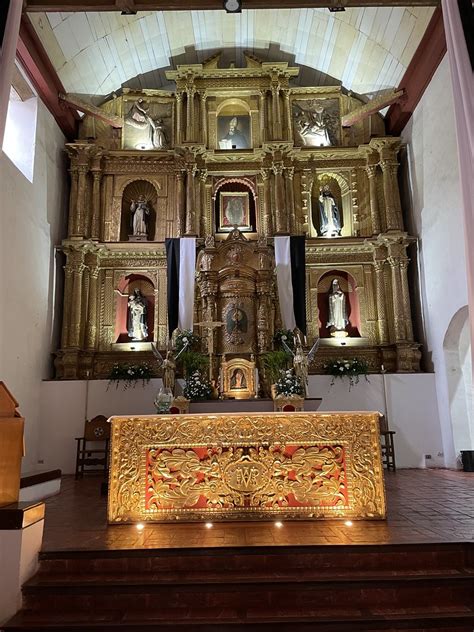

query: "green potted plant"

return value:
[261, 350, 292, 397]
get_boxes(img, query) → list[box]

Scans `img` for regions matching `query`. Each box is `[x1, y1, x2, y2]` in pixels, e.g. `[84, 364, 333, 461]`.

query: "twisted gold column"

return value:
[374, 261, 389, 344]
[366, 165, 381, 235]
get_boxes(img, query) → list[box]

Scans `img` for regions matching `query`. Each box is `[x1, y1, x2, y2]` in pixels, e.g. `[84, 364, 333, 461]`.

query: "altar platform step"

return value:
[5, 607, 474, 631]
[3, 542, 474, 631]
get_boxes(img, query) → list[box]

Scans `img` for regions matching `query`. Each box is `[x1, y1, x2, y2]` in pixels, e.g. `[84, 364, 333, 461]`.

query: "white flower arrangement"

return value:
[324, 358, 369, 389]
[274, 369, 303, 397]
[108, 363, 153, 389]
[183, 371, 212, 401]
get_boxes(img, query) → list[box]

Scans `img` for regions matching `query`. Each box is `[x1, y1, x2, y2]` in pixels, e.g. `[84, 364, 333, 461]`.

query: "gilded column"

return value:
[273, 163, 286, 233]
[176, 91, 183, 145]
[366, 165, 381, 235]
[90, 170, 102, 240]
[73, 165, 89, 238]
[259, 90, 266, 143]
[381, 160, 403, 231]
[271, 84, 282, 140]
[400, 258, 414, 341]
[61, 262, 74, 348]
[67, 166, 78, 237]
[176, 171, 185, 236]
[374, 260, 389, 344]
[285, 167, 295, 234]
[200, 91, 208, 146]
[199, 169, 208, 237]
[85, 256, 100, 350]
[185, 165, 196, 234]
[261, 168, 273, 236]
[388, 256, 406, 341]
[186, 87, 195, 142]
[282, 89, 292, 141]
[68, 249, 86, 348]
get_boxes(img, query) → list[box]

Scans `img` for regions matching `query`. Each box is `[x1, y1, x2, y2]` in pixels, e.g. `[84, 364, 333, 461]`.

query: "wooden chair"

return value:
[379, 414, 396, 471]
[75, 415, 110, 479]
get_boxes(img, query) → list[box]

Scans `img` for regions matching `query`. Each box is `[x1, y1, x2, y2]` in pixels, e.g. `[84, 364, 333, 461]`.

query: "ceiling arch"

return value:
[28, 6, 435, 98]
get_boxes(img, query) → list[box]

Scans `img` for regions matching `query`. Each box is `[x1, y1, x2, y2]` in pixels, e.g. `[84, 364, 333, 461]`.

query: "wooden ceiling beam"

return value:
[386, 6, 446, 135]
[24, 0, 439, 11]
[342, 89, 404, 127]
[59, 93, 123, 127]
[16, 15, 79, 139]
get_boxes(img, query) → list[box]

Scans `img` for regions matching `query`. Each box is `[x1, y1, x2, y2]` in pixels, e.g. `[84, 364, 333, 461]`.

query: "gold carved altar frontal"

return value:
[107, 412, 386, 523]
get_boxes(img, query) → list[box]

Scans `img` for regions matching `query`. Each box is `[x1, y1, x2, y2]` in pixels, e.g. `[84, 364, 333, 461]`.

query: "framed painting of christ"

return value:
[219, 192, 251, 232]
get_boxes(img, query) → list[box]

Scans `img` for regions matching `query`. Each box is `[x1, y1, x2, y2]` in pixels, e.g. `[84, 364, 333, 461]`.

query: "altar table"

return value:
[107, 412, 386, 523]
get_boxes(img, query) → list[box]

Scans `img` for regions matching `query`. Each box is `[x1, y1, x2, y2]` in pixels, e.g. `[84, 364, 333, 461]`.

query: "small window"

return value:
[2, 64, 38, 183]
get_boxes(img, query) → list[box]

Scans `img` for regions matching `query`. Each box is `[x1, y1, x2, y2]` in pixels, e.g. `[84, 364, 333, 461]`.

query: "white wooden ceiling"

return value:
[28, 7, 435, 97]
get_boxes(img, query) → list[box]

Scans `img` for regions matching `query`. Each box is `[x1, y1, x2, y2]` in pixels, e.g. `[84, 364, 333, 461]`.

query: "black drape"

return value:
[165, 238, 180, 339]
[290, 235, 307, 335]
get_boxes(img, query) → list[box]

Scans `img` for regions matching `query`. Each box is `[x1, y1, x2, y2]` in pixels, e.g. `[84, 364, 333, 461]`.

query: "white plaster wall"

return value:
[401, 55, 470, 467]
[0, 101, 67, 472]
[39, 374, 443, 474]
[0, 520, 43, 624]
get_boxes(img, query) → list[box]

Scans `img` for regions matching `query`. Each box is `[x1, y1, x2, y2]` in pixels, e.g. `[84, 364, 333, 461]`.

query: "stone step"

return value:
[22, 575, 474, 613]
[37, 542, 474, 576]
[4, 607, 474, 631]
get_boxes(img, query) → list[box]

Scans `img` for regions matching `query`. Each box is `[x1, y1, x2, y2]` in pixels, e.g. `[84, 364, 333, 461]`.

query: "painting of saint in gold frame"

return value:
[217, 115, 251, 150]
[219, 192, 251, 232]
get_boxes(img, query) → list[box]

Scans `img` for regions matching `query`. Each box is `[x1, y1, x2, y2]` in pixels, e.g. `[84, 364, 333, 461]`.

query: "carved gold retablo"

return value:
[107, 411, 386, 523]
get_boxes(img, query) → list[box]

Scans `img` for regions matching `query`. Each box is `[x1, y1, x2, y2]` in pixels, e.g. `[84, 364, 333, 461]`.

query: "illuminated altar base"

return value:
[108, 412, 386, 523]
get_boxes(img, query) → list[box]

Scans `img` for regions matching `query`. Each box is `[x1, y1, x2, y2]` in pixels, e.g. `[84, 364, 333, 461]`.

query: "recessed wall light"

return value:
[224, 0, 242, 13]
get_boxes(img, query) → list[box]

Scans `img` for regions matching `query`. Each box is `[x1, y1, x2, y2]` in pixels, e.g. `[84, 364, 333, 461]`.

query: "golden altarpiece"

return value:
[55, 54, 420, 382]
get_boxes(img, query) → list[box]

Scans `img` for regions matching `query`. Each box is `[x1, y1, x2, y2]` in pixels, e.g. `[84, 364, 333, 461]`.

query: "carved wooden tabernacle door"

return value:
[197, 229, 276, 362]
[221, 357, 256, 399]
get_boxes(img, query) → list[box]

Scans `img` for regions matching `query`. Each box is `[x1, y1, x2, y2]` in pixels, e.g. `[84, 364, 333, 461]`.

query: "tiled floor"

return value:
[42, 470, 474, 552]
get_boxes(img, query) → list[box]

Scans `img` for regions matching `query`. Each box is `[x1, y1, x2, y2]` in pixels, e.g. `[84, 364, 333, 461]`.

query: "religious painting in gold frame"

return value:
[217, 115, 251, 150]
[219, 192, 251, 232]
[221, 357, 256, 399]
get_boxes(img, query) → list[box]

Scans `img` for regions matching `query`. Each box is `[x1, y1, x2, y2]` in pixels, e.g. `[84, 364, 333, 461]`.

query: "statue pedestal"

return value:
[128, 235, 148, 242]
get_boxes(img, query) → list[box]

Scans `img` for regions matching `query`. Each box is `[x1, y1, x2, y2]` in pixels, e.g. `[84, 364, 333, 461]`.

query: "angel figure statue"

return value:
[151, 336, 191, 397]
[280, 329, 320, 398]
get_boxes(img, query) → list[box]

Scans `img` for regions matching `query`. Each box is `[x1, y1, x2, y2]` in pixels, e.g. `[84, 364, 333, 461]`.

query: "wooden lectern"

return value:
[0, 382, 24, 507]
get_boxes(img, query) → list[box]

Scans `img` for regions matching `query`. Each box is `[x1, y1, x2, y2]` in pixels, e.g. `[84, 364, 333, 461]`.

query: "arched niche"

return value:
[114, 273, 155, 343]
[120, 179, 158, 241]
[214, 98, 252, 150]
[443, 306, 473, 456]
[213, 178, 257, 233]
[317, 270, 361, 338]
[309, 172, 352, 238]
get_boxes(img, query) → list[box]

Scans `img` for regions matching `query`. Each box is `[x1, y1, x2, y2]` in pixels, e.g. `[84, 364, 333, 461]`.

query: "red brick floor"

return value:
[41, 470, 474, 552]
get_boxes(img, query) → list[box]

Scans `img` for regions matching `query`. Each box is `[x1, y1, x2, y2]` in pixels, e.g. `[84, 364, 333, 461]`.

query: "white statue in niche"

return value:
[327, 279, 349, 337]
[130, 196, 150, 238]
[128, 289, 148, 341]
[318, 185, 342, 237]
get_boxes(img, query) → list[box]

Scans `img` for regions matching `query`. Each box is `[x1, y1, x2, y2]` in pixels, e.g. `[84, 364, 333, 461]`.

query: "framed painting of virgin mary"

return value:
[219, 192, 251, 232]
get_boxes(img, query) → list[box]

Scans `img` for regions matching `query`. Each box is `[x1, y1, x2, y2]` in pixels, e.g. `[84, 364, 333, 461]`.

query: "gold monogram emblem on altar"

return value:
[223, 454, 269, 493]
